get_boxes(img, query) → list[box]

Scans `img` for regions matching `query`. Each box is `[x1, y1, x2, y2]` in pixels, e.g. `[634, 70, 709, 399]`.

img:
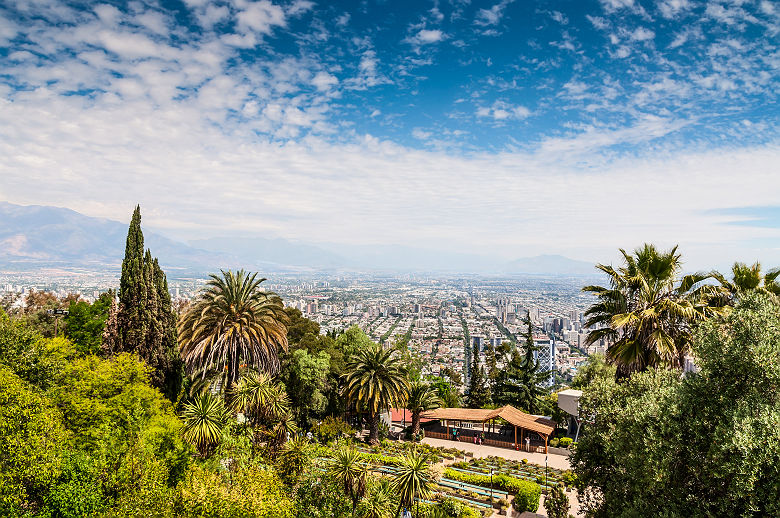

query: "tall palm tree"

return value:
[392, 449, 437, 518]
[178, 269, 289, 393]
[405, 382, 441, 439]
[329, 446, 369, 515]
[181, 392, 230, 456]
[343, 343, 409, 445]
[583, 244, 723, 376]
[713, 262, 780, 304]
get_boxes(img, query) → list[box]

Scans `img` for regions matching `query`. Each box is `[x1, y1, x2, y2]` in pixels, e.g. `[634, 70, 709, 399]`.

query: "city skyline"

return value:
[1, 0, 778, 270]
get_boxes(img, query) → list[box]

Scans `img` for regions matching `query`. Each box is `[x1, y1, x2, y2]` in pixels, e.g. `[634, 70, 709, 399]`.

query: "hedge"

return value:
[442, 468, 540, 512]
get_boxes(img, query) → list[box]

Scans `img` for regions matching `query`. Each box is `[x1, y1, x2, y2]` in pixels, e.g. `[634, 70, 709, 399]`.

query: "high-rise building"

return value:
[534, 335, 556, 388]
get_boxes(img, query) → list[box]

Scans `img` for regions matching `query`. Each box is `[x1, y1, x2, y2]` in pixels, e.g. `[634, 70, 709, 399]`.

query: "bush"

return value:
[443, 468, 540, 512]
[311, 416, 354, 443]
[549, 438, 560, 448]
[543, 484, 570, 518]
[559, 437, 573, 448]
[561, 470, 577, 488]
[176, 464, 294, 518]
[0, 366, 67, 514]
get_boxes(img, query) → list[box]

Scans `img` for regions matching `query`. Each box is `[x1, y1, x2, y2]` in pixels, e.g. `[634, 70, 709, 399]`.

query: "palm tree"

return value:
[713, 262, 780, 304]
[329, 446, 369, 515]
[392, 449, 437, 518]
[405, 382, 441, 439]
[583, 244, 723, 376]
[178, 269, 289, 393]
[181, 392, 230, 456]
[343, 343, 409, 445]
[357, 479, 394, 518]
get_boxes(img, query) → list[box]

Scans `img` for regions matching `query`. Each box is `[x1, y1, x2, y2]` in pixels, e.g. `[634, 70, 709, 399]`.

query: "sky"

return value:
[0, 0, 778, 271]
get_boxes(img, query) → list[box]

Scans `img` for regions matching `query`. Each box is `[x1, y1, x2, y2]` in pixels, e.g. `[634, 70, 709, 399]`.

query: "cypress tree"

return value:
[466, 350, 492, 408]
[116, 206, 182, 400]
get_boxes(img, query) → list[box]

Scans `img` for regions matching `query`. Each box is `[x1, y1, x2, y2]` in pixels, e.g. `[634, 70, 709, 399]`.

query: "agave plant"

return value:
[181, 392, 230, 456]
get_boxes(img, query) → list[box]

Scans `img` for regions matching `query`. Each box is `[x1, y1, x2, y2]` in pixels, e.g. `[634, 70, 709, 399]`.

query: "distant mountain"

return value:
[503, 254, 596, 276]
[0, 202, 599, 276]
[188, 236, 347, 269]
[0, 202, 229, 273]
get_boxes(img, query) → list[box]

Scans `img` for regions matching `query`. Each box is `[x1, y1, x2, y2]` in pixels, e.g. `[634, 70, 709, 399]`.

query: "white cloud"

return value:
[405, 29, 446, 46]
[311, 70, 338, 91]
[476, 101, 530, 121]
[631, 27, 655, 40]
[658, 0, 692, 19]
[234, 0, 286, 35]
[475, 0, 515, 27]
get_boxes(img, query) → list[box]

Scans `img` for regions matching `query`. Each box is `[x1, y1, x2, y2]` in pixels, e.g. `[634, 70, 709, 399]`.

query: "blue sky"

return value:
[0, 0, 778, 270]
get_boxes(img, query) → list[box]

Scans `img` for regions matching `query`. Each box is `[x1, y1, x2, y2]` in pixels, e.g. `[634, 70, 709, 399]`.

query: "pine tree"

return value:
[115, 206, 182, 400]
[494, 312, 549, 413]
[466, 350, 492, 408]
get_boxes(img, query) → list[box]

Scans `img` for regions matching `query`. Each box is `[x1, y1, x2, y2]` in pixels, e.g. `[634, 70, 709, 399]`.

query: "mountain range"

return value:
[0, 202, 597, 276]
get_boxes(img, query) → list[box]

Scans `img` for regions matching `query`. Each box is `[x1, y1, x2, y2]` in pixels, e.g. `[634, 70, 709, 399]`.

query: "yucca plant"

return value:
[357, 478, 394, 518]
[181, 392, 230, 456]
[178, 269, 289, 394]
[343, 343, 409, 444]
[392, 449, 437, 518]
[329, 446, 369, 515]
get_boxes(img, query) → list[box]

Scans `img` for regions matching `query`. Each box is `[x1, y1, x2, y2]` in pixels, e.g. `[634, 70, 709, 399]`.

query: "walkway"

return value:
[421, 436, 572, 471]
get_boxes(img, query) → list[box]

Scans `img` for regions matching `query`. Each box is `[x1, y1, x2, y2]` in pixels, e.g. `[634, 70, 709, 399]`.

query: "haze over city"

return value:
[1, 0, 778, 271]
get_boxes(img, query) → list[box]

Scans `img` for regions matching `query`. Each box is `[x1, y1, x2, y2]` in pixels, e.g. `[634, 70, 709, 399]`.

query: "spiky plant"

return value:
[329, 446, 369, 515]
[343, 343, 409, 444]
[392, 449, 437, 518]
[181, 392, 230, 456]
[178, 269, 289, 394]
[712, 262, 780, 304]
[357, 479, 394, 518]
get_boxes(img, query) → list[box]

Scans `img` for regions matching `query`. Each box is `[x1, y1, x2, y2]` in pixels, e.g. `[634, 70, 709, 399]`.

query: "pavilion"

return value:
[421, 405, 557, 454]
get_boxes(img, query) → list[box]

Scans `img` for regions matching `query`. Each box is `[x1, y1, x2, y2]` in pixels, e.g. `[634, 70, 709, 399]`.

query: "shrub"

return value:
[559, 437, 573, 448]
[443, 468, 540, 512]
[311, 416, 355, 443]
[549, 438, 560, 448]
[543, 484, 570, 518]
[0, 366, 67, 514]
[561, 470, 577, 488]
[521, 458, 528, 464]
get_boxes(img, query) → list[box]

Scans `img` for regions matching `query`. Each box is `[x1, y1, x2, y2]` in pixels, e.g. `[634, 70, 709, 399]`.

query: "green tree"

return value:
[343, 342, 409, 445]
[405, 381, 442, 438]
[543, 484, 570, 518]
[357, 479, 394, 518]
[283, 348, 331, 426]
[572, 294, 780, 517]
[64, 291, 113, 355]
[0, 366, 67, 514]
[178, 269, 289, 393]
[392, 449, 437, 518]
[428, 376, 461, 408]
[115, 206, 181, 399]
[570, 353, 614, 389]
[276, 436, 315, 487]
[582, 244, 723, 376]
[494, 316, 550, 413]
[466, 363, 492, 408]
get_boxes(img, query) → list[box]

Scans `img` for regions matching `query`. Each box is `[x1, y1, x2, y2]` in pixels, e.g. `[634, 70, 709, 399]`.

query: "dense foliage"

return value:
[442, 468, 541, 512]
[572, 294, 780, 517]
